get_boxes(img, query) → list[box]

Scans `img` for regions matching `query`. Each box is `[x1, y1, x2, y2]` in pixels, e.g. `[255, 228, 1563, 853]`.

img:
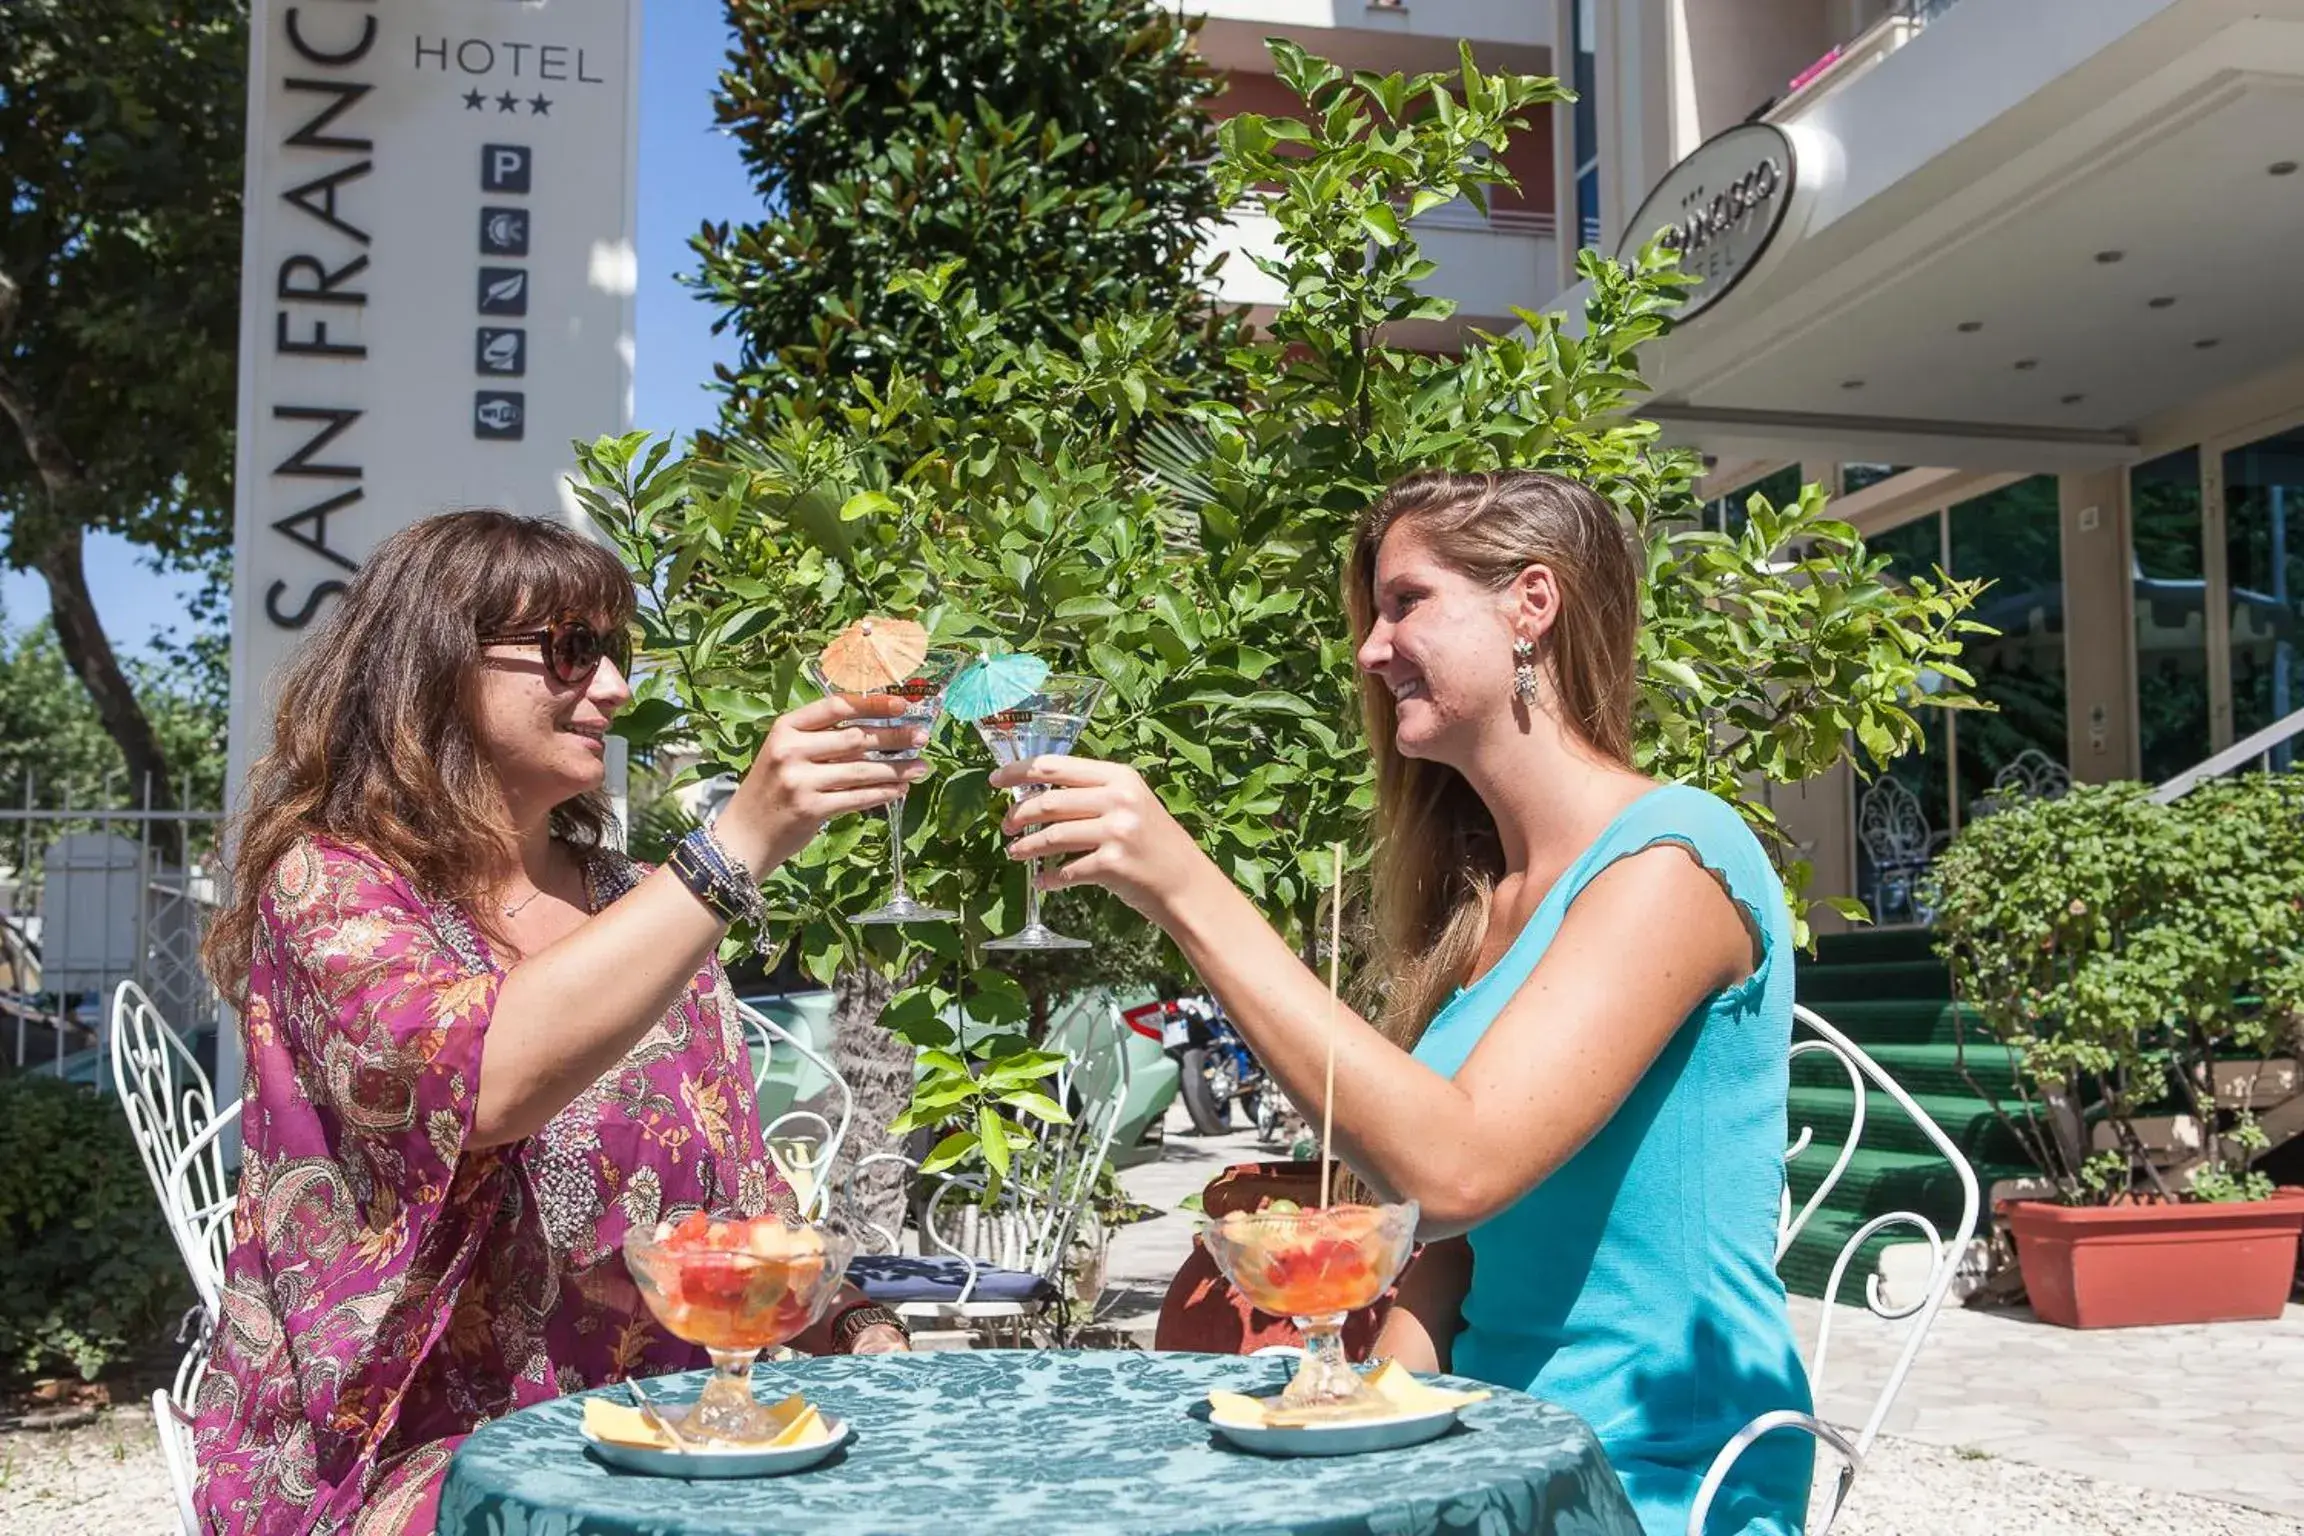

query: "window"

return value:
[1840, 463, 1909, 495]
[2223, 426, 2304, 768]
[1855, 513, 1952, 924]
[1852, 483, 2069, 922]
[1949, 478, 2067, 819]
[1571, 0, 1601, 249]
[2130, 448, 2208, 782]
[1701, 464, 1803, 537]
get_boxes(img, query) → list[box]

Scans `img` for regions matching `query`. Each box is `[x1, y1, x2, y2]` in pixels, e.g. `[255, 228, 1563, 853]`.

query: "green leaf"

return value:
[1151, 591, 1203, 651]
[839, 490, 899, 522]
[998, 1089, 1071, 1124]
[967, 969, 1030, 1027]
[919, 1129, 979, 1175]
[977, 1105, 1012, 1178]
[1650, 657, 1702, 693]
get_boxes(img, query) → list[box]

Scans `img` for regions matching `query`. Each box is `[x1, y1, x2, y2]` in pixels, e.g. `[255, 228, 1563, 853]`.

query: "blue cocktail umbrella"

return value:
[943, 650, 1050, 721]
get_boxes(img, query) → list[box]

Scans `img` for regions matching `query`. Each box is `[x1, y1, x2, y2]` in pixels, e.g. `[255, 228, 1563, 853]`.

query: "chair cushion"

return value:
[848, 1253, 1058, 1306]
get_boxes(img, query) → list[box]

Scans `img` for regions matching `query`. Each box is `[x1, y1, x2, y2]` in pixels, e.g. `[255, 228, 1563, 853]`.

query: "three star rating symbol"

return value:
[463, 89, 553, 115]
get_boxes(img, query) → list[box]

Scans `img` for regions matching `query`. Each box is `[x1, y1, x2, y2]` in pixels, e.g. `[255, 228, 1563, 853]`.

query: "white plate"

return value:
[1207, 1400, 1466, 1458]
[581, 1414, 851, 1479]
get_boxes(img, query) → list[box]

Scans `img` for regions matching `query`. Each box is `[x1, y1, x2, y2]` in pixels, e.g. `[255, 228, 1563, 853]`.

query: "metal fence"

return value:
[0, 770, 224, 1074]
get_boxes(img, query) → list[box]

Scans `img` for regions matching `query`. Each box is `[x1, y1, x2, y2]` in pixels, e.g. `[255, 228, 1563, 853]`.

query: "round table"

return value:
[437, 1350, 1641, 1536]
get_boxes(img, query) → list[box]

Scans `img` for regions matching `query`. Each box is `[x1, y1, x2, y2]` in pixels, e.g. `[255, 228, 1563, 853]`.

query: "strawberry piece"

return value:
[1260, 1236, 1377, 1314]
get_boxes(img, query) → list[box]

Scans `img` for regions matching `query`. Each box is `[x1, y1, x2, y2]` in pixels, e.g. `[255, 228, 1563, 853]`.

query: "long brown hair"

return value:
[204, 510, 635, 1005]
[1344, 469, 1641, 1050]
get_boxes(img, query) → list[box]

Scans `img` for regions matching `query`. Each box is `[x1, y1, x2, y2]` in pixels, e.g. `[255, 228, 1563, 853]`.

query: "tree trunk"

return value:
[828, 962, 916, 1247]
[2043, 1083, 2092, 1190]
[36, 527, 177, 812]
[0, 342, 178, 816]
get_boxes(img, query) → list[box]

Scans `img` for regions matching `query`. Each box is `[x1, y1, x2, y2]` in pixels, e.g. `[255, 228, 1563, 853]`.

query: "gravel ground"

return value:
[4, 1408, 2299, 1536]
[1829, 1438, 2303, 1536]
[0, 1408, 175, 1535]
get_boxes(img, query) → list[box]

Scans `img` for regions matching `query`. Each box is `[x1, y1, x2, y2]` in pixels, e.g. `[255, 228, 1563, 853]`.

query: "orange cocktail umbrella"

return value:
[816, 616, 930, 692]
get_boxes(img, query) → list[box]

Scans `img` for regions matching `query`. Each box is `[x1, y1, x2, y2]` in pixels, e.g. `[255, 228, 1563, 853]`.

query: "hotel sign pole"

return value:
[223, 0, 640, 1118]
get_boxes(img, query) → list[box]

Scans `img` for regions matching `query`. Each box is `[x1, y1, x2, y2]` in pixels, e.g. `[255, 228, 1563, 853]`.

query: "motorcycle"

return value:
[1130, 994, 1286, 1141]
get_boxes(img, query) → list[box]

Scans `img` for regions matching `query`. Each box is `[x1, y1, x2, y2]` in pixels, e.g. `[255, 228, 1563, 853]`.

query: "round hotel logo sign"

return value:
[1616, 122, 1795, 321]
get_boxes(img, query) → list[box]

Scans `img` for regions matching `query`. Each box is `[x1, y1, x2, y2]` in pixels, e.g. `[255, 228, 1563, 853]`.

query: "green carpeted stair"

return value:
[1782, 929, 2040, 1300]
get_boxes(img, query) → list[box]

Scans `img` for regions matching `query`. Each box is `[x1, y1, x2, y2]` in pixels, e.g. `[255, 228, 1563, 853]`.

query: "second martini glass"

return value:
[805, 645, 970, 925]
[976, 675, 1106, 951]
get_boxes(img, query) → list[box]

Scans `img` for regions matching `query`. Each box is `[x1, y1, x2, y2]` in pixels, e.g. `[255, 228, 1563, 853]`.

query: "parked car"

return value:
[22, 1012, 214, 1095]
[1042, 988, 1180, 1170]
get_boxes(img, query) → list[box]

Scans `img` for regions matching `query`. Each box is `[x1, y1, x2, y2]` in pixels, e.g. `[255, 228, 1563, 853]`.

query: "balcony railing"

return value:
[1769, 0, 1968, 120]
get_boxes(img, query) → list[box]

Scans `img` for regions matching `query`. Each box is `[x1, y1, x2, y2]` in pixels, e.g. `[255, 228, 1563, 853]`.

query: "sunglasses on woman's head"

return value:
[477, 615, 631, 686]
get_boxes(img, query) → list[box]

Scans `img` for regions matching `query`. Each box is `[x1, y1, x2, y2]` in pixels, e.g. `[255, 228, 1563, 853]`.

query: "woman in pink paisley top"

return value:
[193, 511, 917, 1535]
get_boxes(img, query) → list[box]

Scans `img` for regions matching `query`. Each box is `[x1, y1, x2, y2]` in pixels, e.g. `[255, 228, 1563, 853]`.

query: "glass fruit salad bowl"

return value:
[623, 1212, 857, 1443]
[1200, 1198, 1418, 1412]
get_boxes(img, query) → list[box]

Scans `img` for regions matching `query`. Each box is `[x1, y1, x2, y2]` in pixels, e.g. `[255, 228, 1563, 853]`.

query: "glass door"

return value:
[1850, 477, 2070, 925]
[2131, 448, 2210, 783]
[2222, 425, 2304, 770]
[1854, 511, 1953, 925]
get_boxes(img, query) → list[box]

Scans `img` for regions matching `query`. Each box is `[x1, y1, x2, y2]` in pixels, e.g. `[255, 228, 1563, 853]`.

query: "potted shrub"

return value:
[1929, 776, 2304, 1328]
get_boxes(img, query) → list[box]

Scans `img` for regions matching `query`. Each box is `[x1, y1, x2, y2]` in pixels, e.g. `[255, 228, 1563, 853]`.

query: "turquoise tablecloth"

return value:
[437, 1350, 1640, 1536]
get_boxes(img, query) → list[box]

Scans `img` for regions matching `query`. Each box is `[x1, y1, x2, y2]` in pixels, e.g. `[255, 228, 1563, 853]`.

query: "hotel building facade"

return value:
[1193, 0, 2304, 927]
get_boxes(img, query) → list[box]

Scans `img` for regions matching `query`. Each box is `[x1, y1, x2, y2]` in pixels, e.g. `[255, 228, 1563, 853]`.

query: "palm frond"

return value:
[1133, 416, 1219, 553]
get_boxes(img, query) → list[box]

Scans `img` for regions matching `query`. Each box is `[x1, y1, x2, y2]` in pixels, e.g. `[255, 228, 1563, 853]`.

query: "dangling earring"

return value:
[1513, 638, 1540, 707]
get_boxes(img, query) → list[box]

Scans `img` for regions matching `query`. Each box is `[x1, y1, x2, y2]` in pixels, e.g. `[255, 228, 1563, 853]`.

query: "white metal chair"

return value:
[915, 1010, 1134, 1339]
[1688, 1004, 1981, 1536]
[1854, 777, 1950, 926]
[842, 1008, 1135, 1344]
[110, 980, 239, 1319]
[153, 1332, 210, 1535]
[735, 1000, 853, 1222]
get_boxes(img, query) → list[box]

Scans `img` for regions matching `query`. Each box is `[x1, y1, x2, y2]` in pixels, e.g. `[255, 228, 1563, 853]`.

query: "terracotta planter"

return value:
[2005, 1187, 2304, 1329]
[1153, 1161, 1399, 1357]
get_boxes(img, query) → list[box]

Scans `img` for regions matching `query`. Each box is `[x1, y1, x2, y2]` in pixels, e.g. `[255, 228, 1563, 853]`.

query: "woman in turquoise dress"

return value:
[996, 468, 1812, 1536]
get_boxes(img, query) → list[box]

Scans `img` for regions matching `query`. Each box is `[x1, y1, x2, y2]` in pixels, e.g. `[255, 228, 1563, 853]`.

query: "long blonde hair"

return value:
[1345, 469, 1641, 1049]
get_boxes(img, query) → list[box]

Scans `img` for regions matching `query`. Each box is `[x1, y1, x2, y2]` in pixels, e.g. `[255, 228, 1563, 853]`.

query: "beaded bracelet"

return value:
[668, 825, 768, 943]
[828, 1301, 908, 1352]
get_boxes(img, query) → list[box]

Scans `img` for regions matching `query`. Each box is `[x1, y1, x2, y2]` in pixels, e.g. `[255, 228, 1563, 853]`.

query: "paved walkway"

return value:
[1107, 1103, 2304, 1522]
[1791, 1290, 2304, 1519]
[1100, 1108, 1274, 1335]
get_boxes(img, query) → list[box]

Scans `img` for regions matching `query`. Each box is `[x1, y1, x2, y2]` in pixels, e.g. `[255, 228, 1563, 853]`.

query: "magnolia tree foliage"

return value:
[695, 0, 1237, 436]
[581, 43, 1983, 1178]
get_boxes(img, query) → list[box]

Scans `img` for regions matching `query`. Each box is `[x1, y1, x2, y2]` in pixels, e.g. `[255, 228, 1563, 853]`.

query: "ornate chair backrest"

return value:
[1855, 776, 1932, 872]
[1689, 1004, 1982, 1536]
[735, 1000, 853, 1223]
[1972, 747, 2072, 820]
[110, 980, 237, 1318]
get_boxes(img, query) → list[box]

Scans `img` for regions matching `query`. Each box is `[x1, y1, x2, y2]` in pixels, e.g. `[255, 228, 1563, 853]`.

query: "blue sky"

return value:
[0, 4, 750, 654]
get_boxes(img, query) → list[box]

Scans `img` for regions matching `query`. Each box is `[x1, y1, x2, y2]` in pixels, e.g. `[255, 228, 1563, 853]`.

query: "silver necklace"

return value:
[501, 886, 549, 919]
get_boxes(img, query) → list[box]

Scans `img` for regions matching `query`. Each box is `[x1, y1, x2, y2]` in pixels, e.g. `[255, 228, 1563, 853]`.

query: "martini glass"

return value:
[806, 646, 970, 924]
[976, 675, 1106, 951]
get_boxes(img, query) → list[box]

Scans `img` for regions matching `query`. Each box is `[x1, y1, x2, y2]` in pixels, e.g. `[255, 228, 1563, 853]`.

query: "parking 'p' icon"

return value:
[481, 144, 532, 194]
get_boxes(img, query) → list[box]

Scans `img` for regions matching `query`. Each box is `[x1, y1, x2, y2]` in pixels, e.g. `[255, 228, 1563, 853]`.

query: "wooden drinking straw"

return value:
[1320, 840, 1344, 1210]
